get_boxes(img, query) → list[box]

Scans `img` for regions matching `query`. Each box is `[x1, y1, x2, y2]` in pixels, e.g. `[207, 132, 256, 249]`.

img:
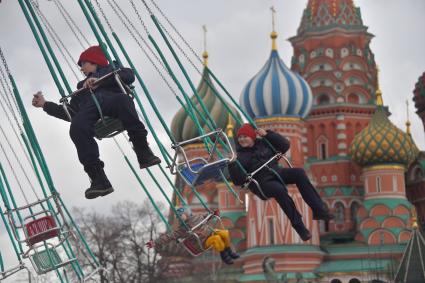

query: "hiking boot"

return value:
[293, 224, 312, 241]
[220, 250, 234, 265]
[84, 164, 114, 199]
[132, 139, 161, 169]
[224, 247, 240, 260]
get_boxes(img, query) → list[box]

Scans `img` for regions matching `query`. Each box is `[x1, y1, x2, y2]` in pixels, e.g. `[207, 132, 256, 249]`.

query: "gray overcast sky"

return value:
[0, 0, 424, 276]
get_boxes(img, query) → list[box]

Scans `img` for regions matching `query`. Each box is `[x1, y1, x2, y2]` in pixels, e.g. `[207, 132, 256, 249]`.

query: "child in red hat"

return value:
[228, 124, 333, 241]
[32, 46, 161, 199]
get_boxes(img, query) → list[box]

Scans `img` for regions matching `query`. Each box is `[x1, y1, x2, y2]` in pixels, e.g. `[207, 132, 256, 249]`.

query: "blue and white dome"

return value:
[240, 33, 313, 119]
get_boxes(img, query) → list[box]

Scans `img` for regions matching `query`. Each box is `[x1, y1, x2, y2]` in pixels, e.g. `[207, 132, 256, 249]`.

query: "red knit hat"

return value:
[77, 46, 109, 67]
[237, 123, 256, 140]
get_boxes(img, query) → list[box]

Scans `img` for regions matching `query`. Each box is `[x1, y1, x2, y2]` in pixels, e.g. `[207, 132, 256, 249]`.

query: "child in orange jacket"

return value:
[147, 207, 239, 264]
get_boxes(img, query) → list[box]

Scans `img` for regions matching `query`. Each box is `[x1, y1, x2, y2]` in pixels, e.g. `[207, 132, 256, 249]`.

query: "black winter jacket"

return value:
[228, 130, 290, 187]
[43, 65, 135, 121]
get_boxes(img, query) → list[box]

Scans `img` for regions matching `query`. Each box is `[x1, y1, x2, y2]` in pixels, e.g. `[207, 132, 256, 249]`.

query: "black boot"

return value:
[132, 138, 161, 169]
[84, 164, 114, 199]
[293, 224, 312, 241]
[224, 247, 240, 259]
[220, 250, 234, 265]
[313, 210, 335, 221]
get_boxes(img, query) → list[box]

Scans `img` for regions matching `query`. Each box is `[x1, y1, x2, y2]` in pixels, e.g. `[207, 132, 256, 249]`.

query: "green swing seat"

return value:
[30, 246, 77, 274]
[94, 116, 124, 139]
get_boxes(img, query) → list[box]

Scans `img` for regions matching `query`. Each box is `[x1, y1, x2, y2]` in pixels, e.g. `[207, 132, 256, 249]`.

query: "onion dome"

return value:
[240, 31, 313, 119]
[349, 83, 419, 167]
[171, 52, 240, 142]
[297, 0, 365, 35]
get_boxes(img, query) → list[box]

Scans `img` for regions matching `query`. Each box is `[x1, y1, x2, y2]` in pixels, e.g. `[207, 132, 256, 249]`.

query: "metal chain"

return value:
[0, 125, 41, 201]
[0, 50, 22, 124]
[0, 137, 31, 206]
[129, 0, 149, 35]
[147, 0, 203, 68]
[52, 0, 90, 49]
[92, 0, 115, 35]
[0, 90, 33, 168]
[0, 67, 16, 118]
[107, 0, 179, 97]
[0, 47, 42, 187]
[32, 1, 81, 81]
[0, 63, 23, 133]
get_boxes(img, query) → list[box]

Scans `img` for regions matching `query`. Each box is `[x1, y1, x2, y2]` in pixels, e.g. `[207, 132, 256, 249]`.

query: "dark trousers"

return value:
[253, 168, 325, 228]
[69, 92, 148, 169]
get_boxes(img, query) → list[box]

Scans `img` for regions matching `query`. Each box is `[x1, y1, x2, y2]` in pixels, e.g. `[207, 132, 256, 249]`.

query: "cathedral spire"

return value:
[202, 25, 208, 66]
[406, 100, 411, 135]
[375, 66, 383, 106]
[270, 6, 278, 51]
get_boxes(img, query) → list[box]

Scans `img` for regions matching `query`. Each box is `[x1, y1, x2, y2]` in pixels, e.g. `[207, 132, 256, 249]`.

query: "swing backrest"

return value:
[25, 215, 59, 246]
[191, 159, 229, 186]
[182, 233, 206, 256]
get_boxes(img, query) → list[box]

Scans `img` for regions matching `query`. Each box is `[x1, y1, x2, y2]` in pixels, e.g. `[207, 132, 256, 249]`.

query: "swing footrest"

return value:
[180, 159, 229, 186]
[94, 116, 124, 140]
[30, 248, 67, 274]
[25, 216, 59, 245]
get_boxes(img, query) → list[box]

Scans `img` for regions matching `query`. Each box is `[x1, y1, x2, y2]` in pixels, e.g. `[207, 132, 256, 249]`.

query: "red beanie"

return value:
[77, 46, 109, 67]
[237, 123, 256, 140]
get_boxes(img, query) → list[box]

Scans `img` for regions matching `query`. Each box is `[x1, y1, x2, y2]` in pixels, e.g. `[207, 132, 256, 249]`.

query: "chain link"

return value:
[107, 0, 179, 97]
[148, 0, 203, 67]
[0, 125, 41, 201]
[0, 48, 23, 131]
[52, 0, 90, 48]
[32, 0, 81, 81]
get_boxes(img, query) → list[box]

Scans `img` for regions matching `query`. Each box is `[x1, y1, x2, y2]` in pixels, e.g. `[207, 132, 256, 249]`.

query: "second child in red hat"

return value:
[228, 123, 334, 241]
[32, 46, 161, 199]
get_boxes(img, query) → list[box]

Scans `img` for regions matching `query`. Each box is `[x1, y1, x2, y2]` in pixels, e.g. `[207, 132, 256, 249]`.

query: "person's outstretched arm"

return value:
[32, 91, 75, 122]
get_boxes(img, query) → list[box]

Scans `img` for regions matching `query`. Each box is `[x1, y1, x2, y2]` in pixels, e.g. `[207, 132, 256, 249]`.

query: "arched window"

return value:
[331, 279, 343, 283]
[316, 135, 328, 160]
[350, 202, 360, 231]
[349, 279, 361, 283]
[267, 218, 275, 245]
[376, 176, 382, 193]
[318, 94, 330, 105]
[334, 202, 345, 224]
[348, 93, 359, 104]
[319, 203, 330, 233]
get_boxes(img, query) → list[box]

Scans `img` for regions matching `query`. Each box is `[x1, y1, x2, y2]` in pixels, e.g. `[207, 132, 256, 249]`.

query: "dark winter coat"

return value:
[43, 64, 135, 121]
[228, 130, 290, 191]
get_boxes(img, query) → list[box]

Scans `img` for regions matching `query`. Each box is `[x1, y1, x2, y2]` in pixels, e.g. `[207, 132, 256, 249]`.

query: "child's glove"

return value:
[145, 240, 155, 249]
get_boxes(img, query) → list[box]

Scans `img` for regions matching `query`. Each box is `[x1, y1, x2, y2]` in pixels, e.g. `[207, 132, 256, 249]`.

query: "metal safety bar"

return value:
[176, 211, 223, 257]
[170, 129, 235, 176]
[59, 70, 132, 121]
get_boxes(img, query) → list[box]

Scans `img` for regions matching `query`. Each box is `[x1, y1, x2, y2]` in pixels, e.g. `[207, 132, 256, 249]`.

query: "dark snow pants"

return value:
[252, 167, 325, 228]
[69, 92, 147, 169]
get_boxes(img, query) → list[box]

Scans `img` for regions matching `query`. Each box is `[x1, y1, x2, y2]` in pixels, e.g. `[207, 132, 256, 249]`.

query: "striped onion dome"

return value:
[171, 53, 241, 142]
[240, 32, 313, 119]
